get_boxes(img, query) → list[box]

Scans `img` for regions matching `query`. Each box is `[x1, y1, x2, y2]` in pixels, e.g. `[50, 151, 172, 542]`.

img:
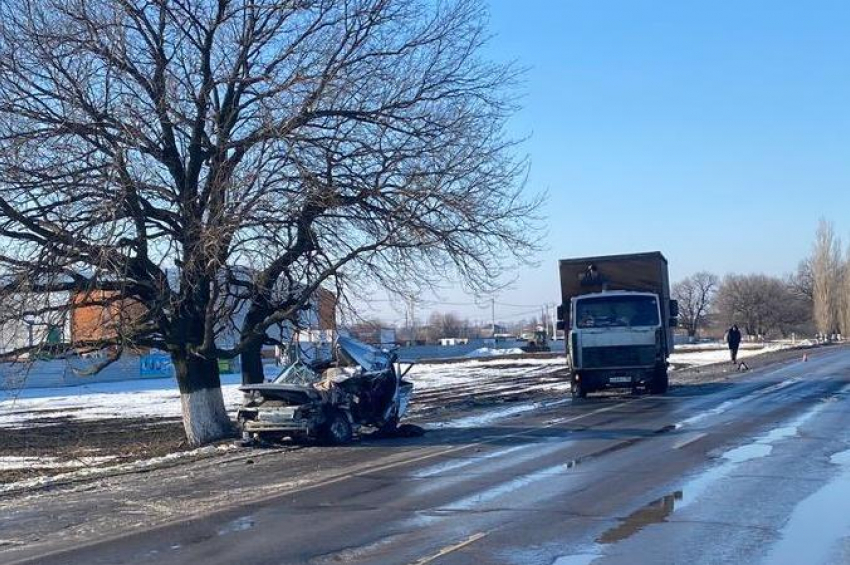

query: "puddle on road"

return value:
[674, 378, 804, 430]
[759, 447, 850, 565]
[551, 553, 602, 565]
[550, 491, 686, 564]
[598, 492, 682, 545]
[309, 533, 405, 565]
[551, 399, 836, 565]
[720, 443, 773, 464]
[831, 448, 850, 466]
[217, 515, 255, 536]
[673, 400, 827, 512]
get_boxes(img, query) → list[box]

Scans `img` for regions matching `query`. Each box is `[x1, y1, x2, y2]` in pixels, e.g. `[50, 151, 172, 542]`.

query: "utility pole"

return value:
[491, 298, 496, 340]
[550, 303, 557, 339]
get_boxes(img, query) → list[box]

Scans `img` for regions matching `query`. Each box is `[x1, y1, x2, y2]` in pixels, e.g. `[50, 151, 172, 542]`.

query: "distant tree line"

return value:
[347, 310, 548, 345]
[671, 219, 850, 341]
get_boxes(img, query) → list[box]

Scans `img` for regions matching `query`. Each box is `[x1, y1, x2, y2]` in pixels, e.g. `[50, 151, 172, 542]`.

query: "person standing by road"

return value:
[726, 324, 742, 364]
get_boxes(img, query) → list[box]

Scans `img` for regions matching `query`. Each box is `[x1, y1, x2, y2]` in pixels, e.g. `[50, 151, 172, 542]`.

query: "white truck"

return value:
[557, 252, 678, 398]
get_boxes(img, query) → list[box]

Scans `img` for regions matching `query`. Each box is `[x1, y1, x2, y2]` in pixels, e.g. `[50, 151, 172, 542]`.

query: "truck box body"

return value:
[558, 252, 677, 396]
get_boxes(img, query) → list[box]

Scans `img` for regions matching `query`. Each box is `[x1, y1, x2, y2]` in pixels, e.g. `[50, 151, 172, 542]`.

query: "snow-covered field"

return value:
[0, 357, 565, 430]
[0, 373, 246, 429]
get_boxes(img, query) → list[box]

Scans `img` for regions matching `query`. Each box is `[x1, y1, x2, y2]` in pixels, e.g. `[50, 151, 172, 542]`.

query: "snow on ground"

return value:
[407, 357, 565, 393]
[0, 445, 236, 493]
[0, 358, 566, 430]
[0, 373, 247, 428]
[669, 343, 792, 367]
[0, 455, 117, 471]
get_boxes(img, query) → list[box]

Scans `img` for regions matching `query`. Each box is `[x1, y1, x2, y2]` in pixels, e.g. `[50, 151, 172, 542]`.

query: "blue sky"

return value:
[371, 1, 850, 325]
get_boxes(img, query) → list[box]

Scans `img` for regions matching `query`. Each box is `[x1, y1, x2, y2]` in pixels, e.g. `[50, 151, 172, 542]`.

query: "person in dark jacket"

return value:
[726, 324, 742, 363]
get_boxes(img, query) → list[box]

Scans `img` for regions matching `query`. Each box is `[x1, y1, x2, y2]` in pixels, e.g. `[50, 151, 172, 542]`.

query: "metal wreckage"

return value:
[237, 336, 416, 445]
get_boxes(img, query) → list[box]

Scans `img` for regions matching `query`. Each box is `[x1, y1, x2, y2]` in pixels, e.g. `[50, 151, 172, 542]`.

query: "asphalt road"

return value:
[6, 348, 850, 565]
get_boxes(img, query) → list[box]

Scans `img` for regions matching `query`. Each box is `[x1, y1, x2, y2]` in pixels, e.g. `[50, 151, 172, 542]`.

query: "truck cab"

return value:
[557, 253, 678, 398]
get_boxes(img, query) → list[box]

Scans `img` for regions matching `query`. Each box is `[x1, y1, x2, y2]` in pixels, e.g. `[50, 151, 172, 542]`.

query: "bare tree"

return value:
[715, 273, 806, 338]
[810, 219, 843, 337]
[426, 311, 464, 341]
[842, 248, 850, 338]
[0, 0, 539, 445]
[788, 259, 814, 302]
[672, 271, 718, 339]
[784, 260, 815, 336]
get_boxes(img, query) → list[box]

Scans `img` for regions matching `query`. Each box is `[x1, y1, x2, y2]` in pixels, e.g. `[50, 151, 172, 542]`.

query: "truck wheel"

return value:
[650, 369, 669, 395]
[320, 410, 353, 445]
[571, 373, 588, 399]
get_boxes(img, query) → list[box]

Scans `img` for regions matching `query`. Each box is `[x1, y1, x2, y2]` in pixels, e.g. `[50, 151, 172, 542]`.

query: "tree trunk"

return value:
[241, 341, 265, 385]
[173, 350, 232, 446]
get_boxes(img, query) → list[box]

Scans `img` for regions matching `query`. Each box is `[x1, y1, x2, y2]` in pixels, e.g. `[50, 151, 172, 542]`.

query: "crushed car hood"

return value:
[238, 383, 322, 404]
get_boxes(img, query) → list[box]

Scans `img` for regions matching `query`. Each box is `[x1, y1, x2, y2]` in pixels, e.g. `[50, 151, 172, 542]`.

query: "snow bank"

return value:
[464, 347, 524, 359]
[670, 343, 792, 367]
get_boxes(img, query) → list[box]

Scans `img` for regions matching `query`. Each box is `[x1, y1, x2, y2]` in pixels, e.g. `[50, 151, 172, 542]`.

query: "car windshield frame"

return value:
[575, 295, 660, 329]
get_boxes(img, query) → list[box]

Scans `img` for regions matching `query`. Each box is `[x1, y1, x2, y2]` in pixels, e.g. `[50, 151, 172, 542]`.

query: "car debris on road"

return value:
[237, 336, 415, 445]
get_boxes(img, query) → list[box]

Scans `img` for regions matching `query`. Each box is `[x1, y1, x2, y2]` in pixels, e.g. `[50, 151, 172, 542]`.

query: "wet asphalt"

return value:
[5, 348, 850, 565]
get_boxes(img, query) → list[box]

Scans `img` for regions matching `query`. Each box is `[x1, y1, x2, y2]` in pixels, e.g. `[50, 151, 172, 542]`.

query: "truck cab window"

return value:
[576, 296, 659, 328]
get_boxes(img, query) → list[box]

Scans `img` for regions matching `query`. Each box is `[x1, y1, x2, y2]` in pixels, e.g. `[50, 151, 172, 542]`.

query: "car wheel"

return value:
[377, 416, 399, 437]
[320, 410, 353, 445]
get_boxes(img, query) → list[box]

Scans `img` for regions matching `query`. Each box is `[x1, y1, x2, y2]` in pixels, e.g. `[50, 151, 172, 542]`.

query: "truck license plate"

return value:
[610, 376, 631, 383]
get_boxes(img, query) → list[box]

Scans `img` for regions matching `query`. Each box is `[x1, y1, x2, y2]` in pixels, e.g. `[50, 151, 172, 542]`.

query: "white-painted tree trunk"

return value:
[180, 387, 231, 446]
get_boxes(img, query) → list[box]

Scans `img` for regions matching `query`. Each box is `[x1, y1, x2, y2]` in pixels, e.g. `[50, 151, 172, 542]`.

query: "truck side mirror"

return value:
[669, 300, 679, 318]
[556, 321, 565, 331]
[669, 317, 678, 328]
[556, 304, 565, 320]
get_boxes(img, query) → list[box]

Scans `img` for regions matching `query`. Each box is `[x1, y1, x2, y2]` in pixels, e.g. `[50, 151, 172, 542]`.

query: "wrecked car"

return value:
[236, 336, 414, 445]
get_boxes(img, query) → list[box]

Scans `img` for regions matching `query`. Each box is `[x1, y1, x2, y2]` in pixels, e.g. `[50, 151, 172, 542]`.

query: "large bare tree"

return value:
[672, 271, 718, 339]
[0, 0, 539, 445]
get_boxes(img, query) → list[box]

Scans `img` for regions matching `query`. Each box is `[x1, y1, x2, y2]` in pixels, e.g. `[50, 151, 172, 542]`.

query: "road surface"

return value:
[5, 348, 850, 565]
